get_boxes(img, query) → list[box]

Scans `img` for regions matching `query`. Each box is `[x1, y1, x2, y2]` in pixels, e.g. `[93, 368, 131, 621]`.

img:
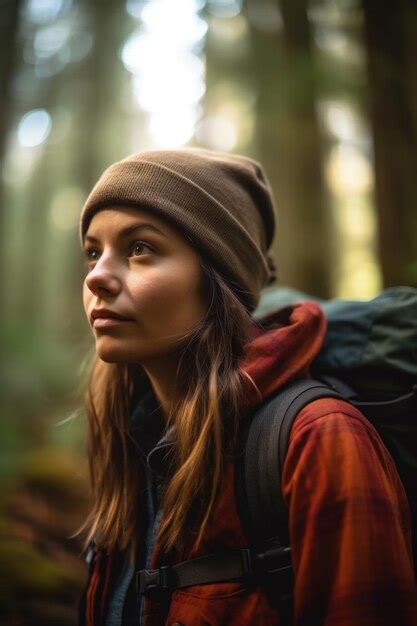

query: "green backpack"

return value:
[250, 285, 417, 555]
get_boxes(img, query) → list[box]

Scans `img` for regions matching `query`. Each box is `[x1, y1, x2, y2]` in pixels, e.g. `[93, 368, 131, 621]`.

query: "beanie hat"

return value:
[79, 147, 277, 312]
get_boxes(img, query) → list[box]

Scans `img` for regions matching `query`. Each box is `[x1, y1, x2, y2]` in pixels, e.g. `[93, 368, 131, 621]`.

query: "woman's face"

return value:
[82, 206, 207, 365]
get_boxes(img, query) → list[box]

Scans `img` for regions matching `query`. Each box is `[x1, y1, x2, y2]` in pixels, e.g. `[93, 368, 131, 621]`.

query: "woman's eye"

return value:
[130, 241, 152, 256]
[85, 248, 98, 261]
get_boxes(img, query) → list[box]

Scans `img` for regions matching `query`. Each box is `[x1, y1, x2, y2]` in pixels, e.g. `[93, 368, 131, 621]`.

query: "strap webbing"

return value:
[135, 545, 293, 597]
[136, 550, 251, 595]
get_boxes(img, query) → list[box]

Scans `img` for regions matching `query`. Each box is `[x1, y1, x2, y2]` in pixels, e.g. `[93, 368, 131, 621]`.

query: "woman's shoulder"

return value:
[283, 395, 405, 506]
[289, 395, 378, 442]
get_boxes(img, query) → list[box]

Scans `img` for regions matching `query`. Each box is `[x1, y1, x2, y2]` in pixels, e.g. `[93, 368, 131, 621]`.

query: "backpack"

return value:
[135, 286, 417, 620]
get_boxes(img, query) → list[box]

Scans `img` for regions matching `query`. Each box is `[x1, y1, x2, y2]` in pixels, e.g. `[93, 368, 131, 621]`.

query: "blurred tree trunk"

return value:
[13, 83, 61, 325]
[77, 0, 127, 177]
[0, 0, 21, 168]
[0, 0, 22, 297]
[248, 0, 334, 298]
[362, 0, 417, 286]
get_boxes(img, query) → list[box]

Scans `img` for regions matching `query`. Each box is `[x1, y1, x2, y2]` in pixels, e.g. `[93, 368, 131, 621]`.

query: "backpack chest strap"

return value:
[135, 546, 292, 596]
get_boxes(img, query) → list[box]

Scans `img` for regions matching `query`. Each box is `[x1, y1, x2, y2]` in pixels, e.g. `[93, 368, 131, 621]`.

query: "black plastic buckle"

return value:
[135, 565, 172, 596]
[254, 545, 293, 595]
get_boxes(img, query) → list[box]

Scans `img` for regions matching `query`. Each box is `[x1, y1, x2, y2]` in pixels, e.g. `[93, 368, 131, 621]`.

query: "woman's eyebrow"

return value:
[84, 222, 167, 244]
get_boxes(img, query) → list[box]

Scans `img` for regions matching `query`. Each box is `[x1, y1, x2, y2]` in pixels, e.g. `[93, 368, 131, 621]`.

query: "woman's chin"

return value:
[95, 338, 147, 363]
[95, 341, 133, 363]
[96, 350, 125, 363]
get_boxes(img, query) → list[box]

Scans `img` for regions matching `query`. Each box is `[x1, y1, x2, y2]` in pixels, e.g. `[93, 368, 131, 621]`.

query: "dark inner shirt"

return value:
[118, 386, 173, 625]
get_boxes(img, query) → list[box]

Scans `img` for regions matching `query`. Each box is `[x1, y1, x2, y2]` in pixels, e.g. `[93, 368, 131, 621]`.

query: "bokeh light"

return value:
[24, 0, 68, 25]
[17, 109, 52, 147]
[121, 0, 208, 147]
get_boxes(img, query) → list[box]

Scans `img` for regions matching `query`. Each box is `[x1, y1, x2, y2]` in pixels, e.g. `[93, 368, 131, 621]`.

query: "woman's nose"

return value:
[85, 259, 121, 296]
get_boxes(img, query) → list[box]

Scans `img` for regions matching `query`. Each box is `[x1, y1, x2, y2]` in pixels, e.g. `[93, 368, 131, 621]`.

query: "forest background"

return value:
[1, 0, 416, 623]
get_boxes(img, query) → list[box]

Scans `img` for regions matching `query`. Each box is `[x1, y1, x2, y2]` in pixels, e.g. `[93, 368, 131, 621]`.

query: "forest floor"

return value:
[0, 445, 90, 625]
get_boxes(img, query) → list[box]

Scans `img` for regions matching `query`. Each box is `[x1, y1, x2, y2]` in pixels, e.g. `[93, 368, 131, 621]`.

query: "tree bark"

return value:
[0, 0, 22, 292]
[248, 0, 334, 298]
[362, 0, 417, 286]
[0, 0, 21, 168]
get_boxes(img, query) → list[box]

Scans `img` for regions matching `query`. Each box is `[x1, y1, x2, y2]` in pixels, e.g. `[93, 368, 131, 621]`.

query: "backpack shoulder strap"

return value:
[236, 378, 344, 549]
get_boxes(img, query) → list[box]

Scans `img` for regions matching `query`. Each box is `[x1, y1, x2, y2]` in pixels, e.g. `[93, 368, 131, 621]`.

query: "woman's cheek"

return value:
[131, 267, 185, 307]
[132, 273, 165, 302]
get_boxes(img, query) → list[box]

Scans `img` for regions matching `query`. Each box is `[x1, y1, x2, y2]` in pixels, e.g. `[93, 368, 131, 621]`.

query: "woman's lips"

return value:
[93, 317, 132, 329]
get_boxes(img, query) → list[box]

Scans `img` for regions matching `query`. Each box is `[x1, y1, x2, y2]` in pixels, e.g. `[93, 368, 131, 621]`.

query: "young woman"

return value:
[76, 148, 416, 626]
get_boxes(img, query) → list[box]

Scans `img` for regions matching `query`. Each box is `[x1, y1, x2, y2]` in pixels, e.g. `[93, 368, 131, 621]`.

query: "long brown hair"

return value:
[74, 258, 262, 564]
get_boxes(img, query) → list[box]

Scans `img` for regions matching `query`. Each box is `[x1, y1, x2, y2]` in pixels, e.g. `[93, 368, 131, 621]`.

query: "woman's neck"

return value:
[139, 354, 180, 421]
